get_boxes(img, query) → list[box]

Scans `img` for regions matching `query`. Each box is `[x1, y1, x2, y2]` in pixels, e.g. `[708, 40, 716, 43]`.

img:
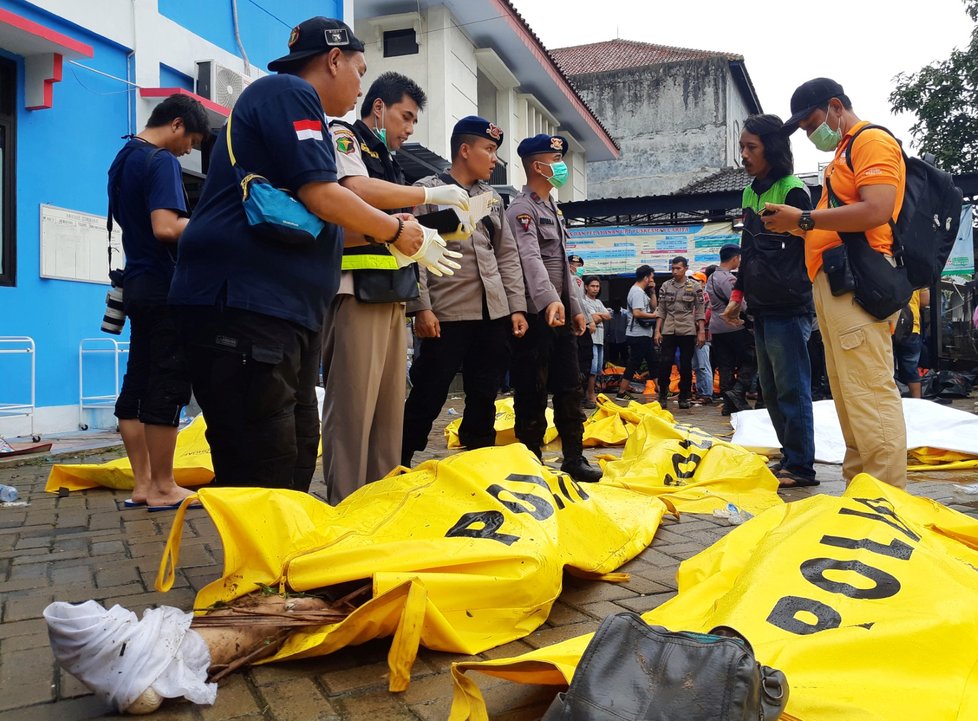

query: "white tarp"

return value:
[730, 398, 978, 464]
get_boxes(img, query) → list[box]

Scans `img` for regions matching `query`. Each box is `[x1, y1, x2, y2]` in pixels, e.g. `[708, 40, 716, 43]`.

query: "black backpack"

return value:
[842, 125, 963, 289]
[891, 303, 915, 344]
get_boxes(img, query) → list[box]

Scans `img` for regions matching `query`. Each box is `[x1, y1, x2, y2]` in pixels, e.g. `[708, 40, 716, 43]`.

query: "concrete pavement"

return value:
[1, 395, 976, 721]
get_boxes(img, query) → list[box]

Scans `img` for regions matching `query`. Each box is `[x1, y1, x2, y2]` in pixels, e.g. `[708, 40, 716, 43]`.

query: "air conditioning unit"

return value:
[196, 60, 251, 109]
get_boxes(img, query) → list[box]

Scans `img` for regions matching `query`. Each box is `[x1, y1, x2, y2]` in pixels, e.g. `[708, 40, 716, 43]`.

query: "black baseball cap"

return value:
[568, 254, 584, 265]
[268, 17, 365, 72]
[784, 78, 845, 134]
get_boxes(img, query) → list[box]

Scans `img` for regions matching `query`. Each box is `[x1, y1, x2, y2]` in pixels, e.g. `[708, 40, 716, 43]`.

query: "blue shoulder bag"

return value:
[226, 110, 325, 245]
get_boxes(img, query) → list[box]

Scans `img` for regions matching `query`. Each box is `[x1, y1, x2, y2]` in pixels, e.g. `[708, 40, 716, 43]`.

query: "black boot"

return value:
[560, 455, 602, 483]
[657, 394, 668, 409]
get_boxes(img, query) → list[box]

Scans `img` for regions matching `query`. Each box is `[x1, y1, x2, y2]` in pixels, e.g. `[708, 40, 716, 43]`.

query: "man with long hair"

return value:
[723, 114, 816, 488]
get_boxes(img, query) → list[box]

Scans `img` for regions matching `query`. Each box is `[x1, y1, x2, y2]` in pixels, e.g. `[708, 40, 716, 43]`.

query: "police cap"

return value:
[517, 134, 568, 158]
[452, 116, 504, 147]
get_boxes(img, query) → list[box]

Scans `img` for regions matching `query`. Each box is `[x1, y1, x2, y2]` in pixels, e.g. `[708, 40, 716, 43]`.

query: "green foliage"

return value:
[889, 0, 978, 174]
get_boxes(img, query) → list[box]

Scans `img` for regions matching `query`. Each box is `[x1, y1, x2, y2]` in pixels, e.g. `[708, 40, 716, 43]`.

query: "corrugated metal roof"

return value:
[552, 39, 743, 76]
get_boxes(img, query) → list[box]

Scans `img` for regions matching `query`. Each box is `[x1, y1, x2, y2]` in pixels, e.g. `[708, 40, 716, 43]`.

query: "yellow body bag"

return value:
[600, 409, 783, 516]
[156, 444, 672, 690]
[450, 475, 978, 721]
[445, 397, 557, 449]
[45, 416, 214, 493]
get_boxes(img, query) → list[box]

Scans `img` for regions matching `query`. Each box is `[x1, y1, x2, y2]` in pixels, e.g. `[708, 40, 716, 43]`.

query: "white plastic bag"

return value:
[44, 600, 216, 712]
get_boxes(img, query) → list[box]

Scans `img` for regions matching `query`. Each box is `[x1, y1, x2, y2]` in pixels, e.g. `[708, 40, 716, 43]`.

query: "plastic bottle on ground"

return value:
[0, 484, 19, 503]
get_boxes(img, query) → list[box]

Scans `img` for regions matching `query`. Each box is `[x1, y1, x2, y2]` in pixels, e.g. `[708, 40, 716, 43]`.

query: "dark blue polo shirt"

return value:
[168, 74, 341, 331]
[107, 140, 187, 303]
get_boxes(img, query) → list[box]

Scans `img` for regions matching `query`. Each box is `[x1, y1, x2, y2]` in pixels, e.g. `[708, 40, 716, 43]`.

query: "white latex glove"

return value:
[423, 184, 470, 211]
[389, 226, 463, 277]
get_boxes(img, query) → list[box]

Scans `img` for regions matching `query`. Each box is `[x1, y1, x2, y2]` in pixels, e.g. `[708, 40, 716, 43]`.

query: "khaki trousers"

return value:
[322, 294, 406, 504]
[812, 270, 907, 488]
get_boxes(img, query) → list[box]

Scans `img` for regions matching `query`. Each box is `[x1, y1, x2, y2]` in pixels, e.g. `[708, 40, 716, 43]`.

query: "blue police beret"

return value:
[452, 116, 504, 146]
[517, 133, 568, 158]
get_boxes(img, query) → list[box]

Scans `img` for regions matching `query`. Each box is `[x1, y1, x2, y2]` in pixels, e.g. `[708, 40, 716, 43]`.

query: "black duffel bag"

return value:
[541, 612, 788, 721]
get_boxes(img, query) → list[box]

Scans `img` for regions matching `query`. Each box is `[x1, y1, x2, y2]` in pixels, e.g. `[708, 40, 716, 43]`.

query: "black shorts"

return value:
[114, 300, 191, 426]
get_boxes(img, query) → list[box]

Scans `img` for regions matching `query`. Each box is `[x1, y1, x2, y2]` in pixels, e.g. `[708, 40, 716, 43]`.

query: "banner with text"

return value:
[566, 222, 740, 275]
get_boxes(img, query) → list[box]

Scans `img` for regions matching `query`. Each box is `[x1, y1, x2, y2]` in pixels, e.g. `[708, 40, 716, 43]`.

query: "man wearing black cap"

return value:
[400, 116, 528, 466]
[506, 134, 601, 483]
[705, 243, 755, 415]
[168, 17, 428, 492]
[762, 78, 908, 489]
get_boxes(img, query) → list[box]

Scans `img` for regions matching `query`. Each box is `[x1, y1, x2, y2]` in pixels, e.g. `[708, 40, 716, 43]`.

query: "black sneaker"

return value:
[615, 391, 632, 401]
[560, 455, 602, 483]
[678, 398, 691, 409]
[722, 390, 751, 413]
[657, 395, 668, 408]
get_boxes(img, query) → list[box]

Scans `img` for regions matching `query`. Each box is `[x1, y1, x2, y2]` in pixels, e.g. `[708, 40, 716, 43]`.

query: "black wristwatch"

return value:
[798, 211, 815, 232]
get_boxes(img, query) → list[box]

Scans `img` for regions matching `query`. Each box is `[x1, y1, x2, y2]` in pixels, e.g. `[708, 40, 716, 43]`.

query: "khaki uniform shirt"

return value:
[506, 186, 582, 318]
[655, 277, 706, 336]
[407, 174, 526, 322]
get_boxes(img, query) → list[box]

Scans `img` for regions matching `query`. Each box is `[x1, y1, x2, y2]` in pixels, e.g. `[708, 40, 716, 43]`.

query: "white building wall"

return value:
[356, 7, 589, 199]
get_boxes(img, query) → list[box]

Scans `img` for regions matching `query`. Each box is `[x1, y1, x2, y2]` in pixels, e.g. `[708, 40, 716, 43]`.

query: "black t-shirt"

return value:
[107, 140, 187, 303]
[168, 73, 341, 331]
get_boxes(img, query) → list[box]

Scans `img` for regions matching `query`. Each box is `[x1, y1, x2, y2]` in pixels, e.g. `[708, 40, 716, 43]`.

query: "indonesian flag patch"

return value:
[294, 119, 324, 141]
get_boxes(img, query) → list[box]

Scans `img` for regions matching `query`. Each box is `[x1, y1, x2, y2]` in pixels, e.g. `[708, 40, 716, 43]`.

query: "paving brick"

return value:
[6, 562, 48, 582]
[0, 647, 56, 708]
[543, 600, 591, 627]
[616, 591, 677, 613]
[56, 669, 93, 700]
[256, 677, 338, 721]
[578, 599, 627, 620]
[94, 563, 142, 588]
[90, 539, 126, 556]
[331, 689, 414, 721]
[523, 621, 594, 650]
[2, 591, 53, 622]
[319, 658, 392, 695]
[199, 675, 260, 721]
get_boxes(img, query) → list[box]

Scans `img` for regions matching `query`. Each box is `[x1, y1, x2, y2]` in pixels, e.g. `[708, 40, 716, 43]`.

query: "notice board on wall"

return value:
[39, 204, 122, 284]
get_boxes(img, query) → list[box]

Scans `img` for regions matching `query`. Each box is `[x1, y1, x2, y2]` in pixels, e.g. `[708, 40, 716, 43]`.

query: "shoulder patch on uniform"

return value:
[516, 213, 532, 232]
[335, 135, 355, 155]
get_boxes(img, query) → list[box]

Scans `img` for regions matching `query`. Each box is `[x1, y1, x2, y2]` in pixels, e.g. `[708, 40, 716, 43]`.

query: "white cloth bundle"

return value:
[44, 600, 216, 711]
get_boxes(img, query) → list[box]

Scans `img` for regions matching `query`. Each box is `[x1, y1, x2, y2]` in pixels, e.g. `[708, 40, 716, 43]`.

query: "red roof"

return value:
[552, 39, 742, 76]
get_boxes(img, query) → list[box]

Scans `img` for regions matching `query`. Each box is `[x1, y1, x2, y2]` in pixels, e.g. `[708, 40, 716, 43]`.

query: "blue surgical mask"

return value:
[546, 160, 569, 188]
[575, 266, 585, 277]
[808, 113, 842, 152]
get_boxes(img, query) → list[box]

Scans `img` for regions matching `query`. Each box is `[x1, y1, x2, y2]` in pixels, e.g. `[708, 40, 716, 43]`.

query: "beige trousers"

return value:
[322, 295, 406, 504]
[813, 270, 907, 488]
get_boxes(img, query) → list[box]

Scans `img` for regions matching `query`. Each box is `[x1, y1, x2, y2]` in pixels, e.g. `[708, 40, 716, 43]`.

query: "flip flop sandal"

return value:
[776, 469, 820, 489]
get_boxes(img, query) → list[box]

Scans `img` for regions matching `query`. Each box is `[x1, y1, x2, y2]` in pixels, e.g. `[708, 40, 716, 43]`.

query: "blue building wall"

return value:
[0, 0, 344, 432]
[158, 0, 343, 71]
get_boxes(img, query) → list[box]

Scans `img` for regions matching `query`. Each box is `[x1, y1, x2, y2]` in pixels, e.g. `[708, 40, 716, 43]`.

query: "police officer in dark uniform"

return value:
[401, 116, 527, 466]
[506, 134, 601, 483]
[323, 72, 469, 504]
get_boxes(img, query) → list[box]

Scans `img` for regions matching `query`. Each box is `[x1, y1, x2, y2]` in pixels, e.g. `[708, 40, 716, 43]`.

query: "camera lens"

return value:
[101, 286, 126, 334]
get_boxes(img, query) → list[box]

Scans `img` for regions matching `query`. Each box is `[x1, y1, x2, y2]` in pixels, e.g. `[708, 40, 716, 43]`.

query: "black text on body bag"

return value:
[226, 112, 325, 245]
[541, 612, 788, 721]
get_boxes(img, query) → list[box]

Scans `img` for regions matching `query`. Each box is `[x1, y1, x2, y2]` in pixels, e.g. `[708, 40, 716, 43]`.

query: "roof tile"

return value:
[552, 39, 742, 76]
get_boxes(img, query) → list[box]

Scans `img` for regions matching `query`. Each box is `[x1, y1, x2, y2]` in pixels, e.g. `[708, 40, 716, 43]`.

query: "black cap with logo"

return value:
[268, 17, 365, 72]
[784, 78, 845, 133]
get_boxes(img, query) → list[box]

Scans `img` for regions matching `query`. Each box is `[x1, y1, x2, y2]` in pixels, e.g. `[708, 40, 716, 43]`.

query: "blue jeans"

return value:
[694, 342, 712, 398]
[590, 343, 604, 376]
[754, 314, 815, 478]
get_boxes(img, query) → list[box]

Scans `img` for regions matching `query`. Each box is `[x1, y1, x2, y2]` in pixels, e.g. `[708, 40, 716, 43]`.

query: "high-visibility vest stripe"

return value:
[341, 253, 400, 271]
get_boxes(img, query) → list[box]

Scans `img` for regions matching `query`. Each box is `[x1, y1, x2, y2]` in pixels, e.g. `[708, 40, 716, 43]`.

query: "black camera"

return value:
[101, 269, 126, 334]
